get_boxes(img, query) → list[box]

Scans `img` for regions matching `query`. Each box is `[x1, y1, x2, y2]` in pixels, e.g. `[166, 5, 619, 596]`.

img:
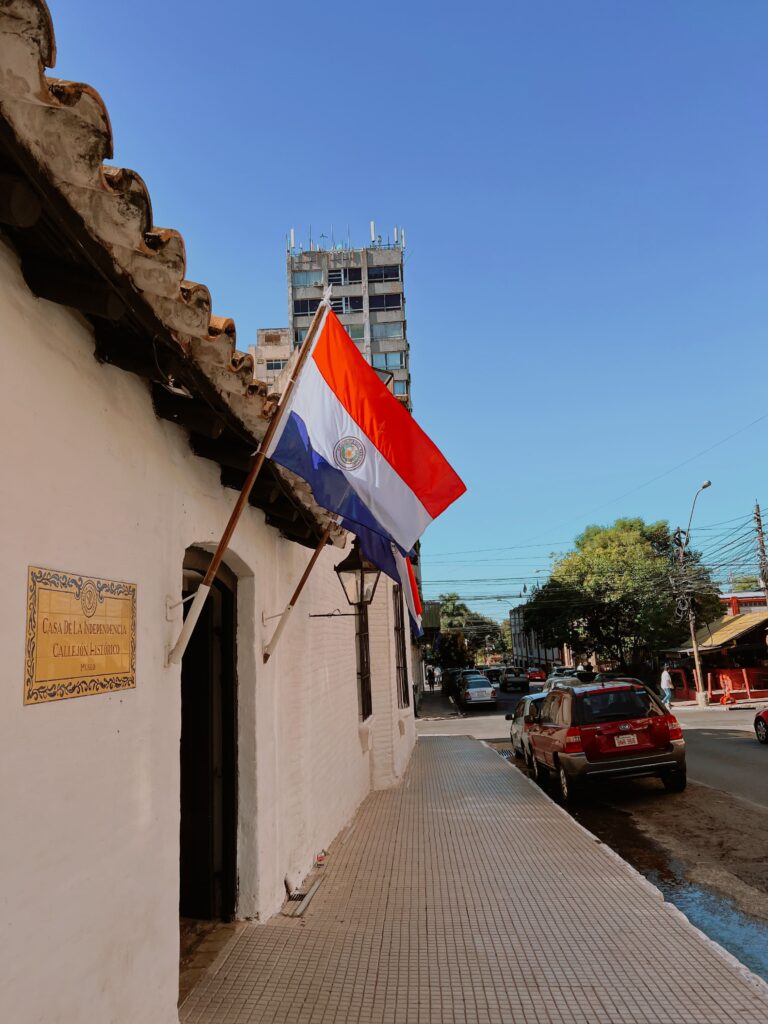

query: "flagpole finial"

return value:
[323, 284, 333, 305]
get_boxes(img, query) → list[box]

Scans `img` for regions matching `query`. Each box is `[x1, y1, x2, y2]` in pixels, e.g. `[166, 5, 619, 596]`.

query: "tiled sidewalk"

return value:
[181, 737, 768, 1024]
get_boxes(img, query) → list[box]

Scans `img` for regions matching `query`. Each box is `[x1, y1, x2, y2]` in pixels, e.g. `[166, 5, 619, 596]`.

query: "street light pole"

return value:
[679, 481, 711, 708]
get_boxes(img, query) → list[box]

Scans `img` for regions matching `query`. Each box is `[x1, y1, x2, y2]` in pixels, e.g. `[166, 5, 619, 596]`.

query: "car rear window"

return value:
[576, 688, 661, 723]
[465, 676, 491, 688]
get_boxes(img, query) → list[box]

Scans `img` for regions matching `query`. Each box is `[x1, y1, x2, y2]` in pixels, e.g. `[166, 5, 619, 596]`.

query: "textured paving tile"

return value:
[180, 737, 768, 1023]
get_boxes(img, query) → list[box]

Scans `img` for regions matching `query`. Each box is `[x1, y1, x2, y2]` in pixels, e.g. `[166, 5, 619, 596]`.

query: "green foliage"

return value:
[436, 593, 507, 664]
[523, 518, 719, 667]
[730, 574, 761, 592]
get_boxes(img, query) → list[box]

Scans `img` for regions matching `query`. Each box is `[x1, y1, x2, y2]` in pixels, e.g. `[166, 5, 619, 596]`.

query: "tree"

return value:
[435, 593, 506, 664]
[730, 574, 761, 592]
[524, 518, 720, 668]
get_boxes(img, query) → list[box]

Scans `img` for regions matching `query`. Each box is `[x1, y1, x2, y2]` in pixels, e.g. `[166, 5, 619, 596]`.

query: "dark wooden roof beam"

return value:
[0, 174, 42, 228]
[21, 257, 125, 320]
[152, 385, 224, 440]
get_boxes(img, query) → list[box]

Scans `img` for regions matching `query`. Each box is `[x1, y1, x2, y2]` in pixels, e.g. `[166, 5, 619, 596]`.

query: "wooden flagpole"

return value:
[262, 520, 335, 664]
[167, 293, 331, 666]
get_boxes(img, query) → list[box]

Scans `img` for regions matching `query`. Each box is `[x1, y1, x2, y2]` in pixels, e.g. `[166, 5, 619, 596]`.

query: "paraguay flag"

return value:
[349, 520, 424, 636]
[266, 307, 465, 553]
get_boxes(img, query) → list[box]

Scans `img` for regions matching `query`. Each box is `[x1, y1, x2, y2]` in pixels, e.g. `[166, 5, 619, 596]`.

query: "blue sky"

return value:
[52, 1, 768, 618]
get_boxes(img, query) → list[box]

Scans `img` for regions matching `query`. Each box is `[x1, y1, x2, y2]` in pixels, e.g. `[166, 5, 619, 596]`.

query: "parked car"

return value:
[441, 668, 464, 698]
[483, 666, 503, 687]
[526, 667, 547, 691]
[541, 667, 581, 693]
[755, 709, 768, 744]
[458, 673, 498, 710]
[505, 693, 546, 762]
[527, 680, 686, 803]
[500, 666, 527, 691]
[549, 666, 579, 680]
[443, 668, 483, 701]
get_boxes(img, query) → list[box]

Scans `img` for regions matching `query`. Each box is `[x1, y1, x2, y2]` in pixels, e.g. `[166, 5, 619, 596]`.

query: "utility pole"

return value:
[672, 481, 712, 707]
[754, 502, 768, 606]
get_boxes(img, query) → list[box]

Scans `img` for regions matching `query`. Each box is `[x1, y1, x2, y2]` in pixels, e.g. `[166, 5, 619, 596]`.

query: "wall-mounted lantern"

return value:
[334, 540, 381, 607]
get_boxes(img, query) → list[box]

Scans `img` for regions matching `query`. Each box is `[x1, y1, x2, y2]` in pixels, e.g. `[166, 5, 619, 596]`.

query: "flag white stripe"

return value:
[392, 546, 421, 627]
[270, 358, 432, 551]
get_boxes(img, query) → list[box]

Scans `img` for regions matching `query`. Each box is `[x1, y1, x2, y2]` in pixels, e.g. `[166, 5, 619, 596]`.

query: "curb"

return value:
[481, 741, 768, 1004]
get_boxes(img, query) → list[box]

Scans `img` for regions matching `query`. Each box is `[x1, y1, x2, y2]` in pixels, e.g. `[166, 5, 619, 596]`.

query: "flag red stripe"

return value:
[406, 557, 422, 617]
[312, 312, 466, 519]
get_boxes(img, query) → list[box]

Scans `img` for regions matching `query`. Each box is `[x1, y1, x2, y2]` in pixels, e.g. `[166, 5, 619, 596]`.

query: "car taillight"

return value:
[564, 728, 583, 752]
[666, 715, 683, 740]
[463, 690, 471, 699]
[490, 689, 496, 697]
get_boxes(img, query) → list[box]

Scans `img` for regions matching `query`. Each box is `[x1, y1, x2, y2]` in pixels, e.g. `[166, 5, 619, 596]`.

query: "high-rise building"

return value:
[253, 226, 411, 409]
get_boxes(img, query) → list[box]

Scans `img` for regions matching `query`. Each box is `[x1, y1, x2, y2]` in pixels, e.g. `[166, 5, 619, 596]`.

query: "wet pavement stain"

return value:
[491, 745, 768, 984]
[573, 799, 768, 984]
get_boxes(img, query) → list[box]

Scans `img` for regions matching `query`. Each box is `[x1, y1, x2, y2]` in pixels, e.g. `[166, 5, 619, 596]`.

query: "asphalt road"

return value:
[675, 707, 767, 808]
[418, 691, 768, 806]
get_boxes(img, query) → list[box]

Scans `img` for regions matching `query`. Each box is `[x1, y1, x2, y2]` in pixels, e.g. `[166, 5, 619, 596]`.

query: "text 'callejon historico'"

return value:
[24, 566, 136, 704]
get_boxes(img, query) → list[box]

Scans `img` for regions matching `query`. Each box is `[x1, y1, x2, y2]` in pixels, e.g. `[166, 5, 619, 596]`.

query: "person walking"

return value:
[426, 667, 435, 692]
[660, 665, 674, 706]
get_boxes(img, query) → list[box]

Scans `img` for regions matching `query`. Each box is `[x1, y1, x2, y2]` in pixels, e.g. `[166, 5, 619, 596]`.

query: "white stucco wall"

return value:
[0, 241, 415, 1023]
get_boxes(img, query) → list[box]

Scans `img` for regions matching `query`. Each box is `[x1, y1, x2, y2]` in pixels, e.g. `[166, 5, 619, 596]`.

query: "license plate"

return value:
[615, 734, 638, 747]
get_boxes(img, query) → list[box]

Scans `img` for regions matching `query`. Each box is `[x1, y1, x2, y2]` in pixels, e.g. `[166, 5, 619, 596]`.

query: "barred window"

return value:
[331, 295, 364, 315]
[328, 267, 362, 285]
[356, 604, 373, 720]
[393, 585, 410, 708]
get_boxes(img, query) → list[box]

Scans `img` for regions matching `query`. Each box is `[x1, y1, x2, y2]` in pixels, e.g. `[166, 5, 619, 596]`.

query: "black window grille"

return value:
[328, 267, 362, 285]
[356, 604, 373, 720]
[331, 295, 364, 316]
[393, 585, 410, 708]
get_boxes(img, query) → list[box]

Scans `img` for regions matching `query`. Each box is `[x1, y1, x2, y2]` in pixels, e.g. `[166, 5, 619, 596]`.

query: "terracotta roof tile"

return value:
[0, 0, 258, 416]
[0, 0, 342, 543]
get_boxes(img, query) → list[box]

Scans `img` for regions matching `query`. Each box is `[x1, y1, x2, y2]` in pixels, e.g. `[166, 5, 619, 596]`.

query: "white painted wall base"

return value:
[0, 241, 415, 1022]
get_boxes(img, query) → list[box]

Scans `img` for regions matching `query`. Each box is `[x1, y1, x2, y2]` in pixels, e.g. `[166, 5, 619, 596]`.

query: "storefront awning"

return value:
[684, 611, 768, 653]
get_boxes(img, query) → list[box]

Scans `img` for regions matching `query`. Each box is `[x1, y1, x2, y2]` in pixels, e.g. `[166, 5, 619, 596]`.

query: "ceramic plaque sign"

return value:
[24, 566, 136, 704]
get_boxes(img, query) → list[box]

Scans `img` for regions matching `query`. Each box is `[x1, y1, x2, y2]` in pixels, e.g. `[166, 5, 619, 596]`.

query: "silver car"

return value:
[506, 693, 546, 761]
[458, 673, 498, 709]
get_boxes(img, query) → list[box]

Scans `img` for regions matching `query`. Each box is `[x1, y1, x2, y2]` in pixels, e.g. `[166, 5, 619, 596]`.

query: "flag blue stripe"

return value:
[270, 411, 397, 543]
[270, 411, 423, 636]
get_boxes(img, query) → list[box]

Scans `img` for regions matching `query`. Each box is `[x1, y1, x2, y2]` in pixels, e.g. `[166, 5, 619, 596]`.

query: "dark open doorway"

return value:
[179, 548, 238, 924]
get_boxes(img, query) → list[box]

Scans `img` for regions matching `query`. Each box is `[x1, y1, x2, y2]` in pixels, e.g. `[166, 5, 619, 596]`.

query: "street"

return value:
[418, 690, 766, 809]
[417, 686, 768, 980]
[675, 706, 767, 808]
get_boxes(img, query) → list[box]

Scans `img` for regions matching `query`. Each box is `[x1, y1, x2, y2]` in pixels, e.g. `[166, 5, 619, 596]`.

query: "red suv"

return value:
[526, 680, 686, 803]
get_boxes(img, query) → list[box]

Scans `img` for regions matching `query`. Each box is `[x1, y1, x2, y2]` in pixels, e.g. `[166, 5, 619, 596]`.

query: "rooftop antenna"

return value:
[290, 227, 295, 251]
[347, 225, 351, 250]
[401, 227, 406, 249]
[309, 224, 312, 251]
[319, 232, 327, 250]
[370, 220, 375, 244]
[331, 224, 335, 249]
[394, 225, 399, 244]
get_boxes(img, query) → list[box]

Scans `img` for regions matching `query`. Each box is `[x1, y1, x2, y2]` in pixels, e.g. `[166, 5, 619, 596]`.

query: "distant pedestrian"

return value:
[427, 667, 435, 692]
[660, 666, 674, 706]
